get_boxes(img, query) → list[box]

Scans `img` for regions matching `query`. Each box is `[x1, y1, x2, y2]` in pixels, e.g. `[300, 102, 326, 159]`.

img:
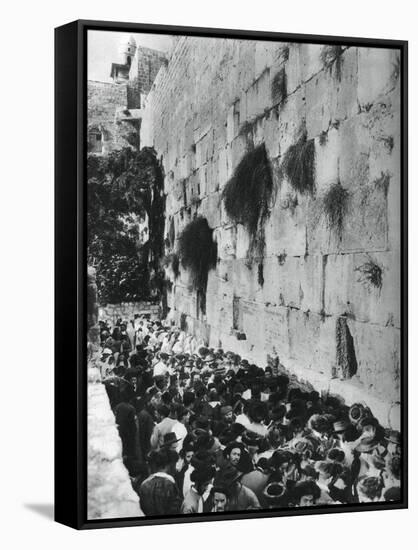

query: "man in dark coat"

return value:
[137, 388, 160, 463]
[114, 397, 138, 461]
[139, 448, 182, 516]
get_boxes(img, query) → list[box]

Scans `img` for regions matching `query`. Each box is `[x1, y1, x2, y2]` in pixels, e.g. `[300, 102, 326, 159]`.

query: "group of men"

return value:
[94, 314, 401, 517]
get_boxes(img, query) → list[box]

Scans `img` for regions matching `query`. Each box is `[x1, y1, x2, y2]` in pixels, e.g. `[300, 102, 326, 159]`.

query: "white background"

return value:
[0, 0, 415, 547]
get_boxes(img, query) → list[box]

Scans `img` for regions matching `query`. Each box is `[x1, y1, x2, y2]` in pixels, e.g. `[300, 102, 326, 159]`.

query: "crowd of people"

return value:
[94, 314, 401, 517]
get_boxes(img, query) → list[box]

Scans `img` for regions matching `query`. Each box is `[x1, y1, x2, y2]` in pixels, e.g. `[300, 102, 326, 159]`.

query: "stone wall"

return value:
[99, 301, 161, 325]
[87, 368, 142, 519]
[87, 80, 131, 153]
[128, 45, 167, 108]
[140, 37, 401, 425]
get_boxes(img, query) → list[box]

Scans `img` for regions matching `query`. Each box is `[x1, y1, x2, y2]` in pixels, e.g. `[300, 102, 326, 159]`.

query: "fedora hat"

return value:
[214, 464, 243, 487]
[385, 430, 401, 445]
[263, 482, 286, 505]
[348, 403, 371, 425]
[354, 435, 380, 453]
[190, 465, 216, 485]
[241, 431, 263, 448]
[161, 432, 181, 447]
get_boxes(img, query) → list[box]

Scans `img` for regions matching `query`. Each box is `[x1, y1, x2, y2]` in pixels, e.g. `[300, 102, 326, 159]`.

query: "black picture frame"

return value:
[55, 19, 408, 530]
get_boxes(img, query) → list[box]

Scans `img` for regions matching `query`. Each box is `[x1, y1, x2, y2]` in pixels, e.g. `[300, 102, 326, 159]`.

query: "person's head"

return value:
[158, 404, 170, 420]
[383, 486, 401, 502]
[220, 405, 234, 423]
[299, 464, 318, 482]
[184, 448, 194, 464]
[228, 446, 241, 466]
[327, 448, 346, 464]
[178, 406, 191, 425]
[162, 432, 180, 452]
[385, 430, 401, 456]
[211, 485, 229, 512]
[148, 388, 161, 409]
[190, 466, 216, 495]
[357, 476, 383, 502]
[224, 442, 244, 467]
[149, 448, 179, 476]
[359, 416, 380, 439]
[315, 461, 343, 484]
[292, 481, 321, 507]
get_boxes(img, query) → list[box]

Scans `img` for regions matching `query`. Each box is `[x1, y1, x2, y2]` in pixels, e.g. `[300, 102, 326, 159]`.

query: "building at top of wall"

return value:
[88, 35, 167, 155]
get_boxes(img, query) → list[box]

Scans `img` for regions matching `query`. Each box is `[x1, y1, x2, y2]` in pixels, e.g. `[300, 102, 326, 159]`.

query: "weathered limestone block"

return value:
[217, 147, 229, 190]
[324, 251, 400, 328]
[301, 44, 323, 82]
[335, 47, 359, 120]
[263, 305, 290, 358]
[277, 86, 307, 153]
[200, 192, 221, 229]
[231, 134, 249, 171]
[263, 109, 281, 159]
[347, 319, 400, 403]
[231, 259, 258, 302]
[358, 48, 399, 108]
[305, 69, 336, 139]
[285, 43, 303, 96]
[266, 193, 307, 257]
[216, 225, 237, 260]
[298, 254, 325, 314]
[235, 224, 252, 260]
[255, 41, 275, 78]
[314, 128, 340, 193]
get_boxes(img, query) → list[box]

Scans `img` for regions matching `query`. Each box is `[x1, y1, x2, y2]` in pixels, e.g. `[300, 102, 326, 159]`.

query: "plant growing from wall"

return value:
[320, 45, 344, 81]
[281, 131, 316, 195]
[355, 257, 383, 292]
[177, 216, 217, 290]
[222, 143, 274, 261]
[322, 182, 350, 240]
[335, 316, 358, 379]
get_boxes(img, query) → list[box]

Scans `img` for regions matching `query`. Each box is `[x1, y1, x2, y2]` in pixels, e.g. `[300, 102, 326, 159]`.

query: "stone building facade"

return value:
[88, 36, 167, 154]
[140, 37, 401, 426]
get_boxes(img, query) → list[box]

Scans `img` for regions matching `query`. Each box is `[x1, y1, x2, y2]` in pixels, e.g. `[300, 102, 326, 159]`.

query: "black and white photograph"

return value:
[85, 28, 405, 523]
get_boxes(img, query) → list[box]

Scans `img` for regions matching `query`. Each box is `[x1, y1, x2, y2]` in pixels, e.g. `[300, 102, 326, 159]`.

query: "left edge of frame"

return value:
[55, 19, 87, 530]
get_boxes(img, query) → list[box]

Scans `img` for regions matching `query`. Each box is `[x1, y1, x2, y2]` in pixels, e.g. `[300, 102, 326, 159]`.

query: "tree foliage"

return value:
[87, 147, 165, 304]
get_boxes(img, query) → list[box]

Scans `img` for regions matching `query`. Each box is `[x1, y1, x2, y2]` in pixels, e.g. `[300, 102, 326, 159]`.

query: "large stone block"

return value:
[357, 48, 399, 108]
[314, 128, 340, 193]
[335, 47, 359, 120]
[301, 44, 323, 82]
[305, 70, 336, 139]
[347, 319, 401, 403]
[266, 192, 307, 257]
[324, 251, 400, 327]
[233, 224, 249, 260]
[277, 87, 306, 153]
[285, 43, 303, 96]
[216, 225, 237, 260]
[200, 192, 221, 228]
[263, 108, 280, 159]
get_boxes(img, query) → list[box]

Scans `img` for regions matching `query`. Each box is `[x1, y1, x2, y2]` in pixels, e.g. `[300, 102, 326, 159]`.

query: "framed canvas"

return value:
[55, 19, 408, 529]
